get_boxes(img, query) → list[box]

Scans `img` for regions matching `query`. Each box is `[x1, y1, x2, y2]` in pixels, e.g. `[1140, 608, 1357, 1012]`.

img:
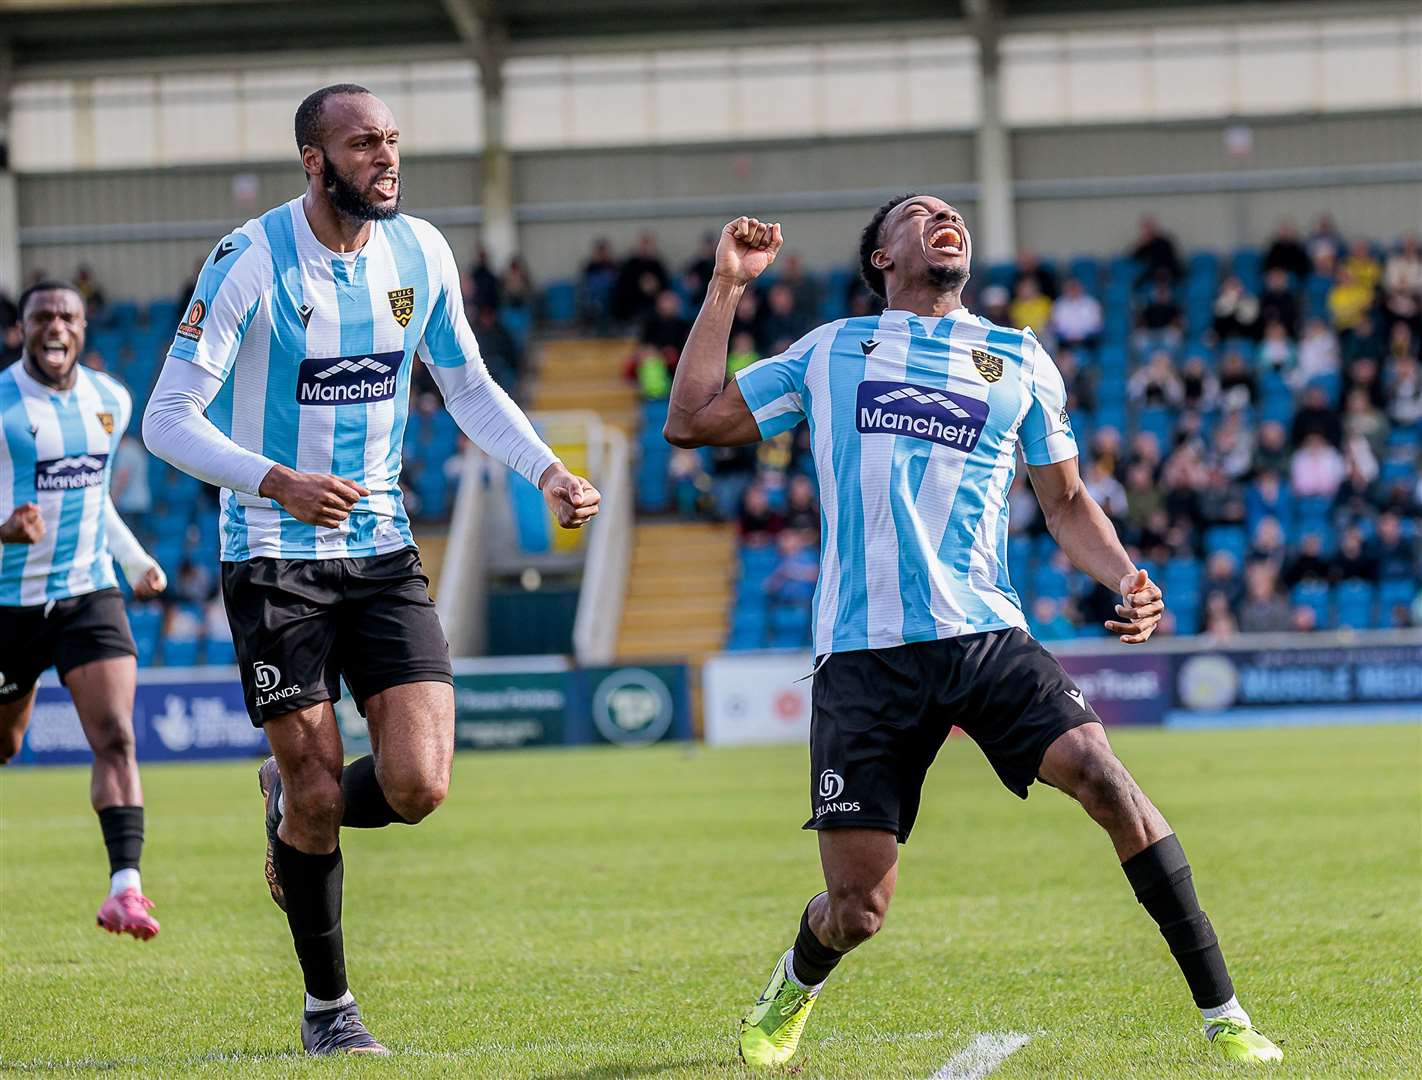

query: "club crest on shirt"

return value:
[388, 287, 415, 328]
[96, 411, 115, 435]
[972, 348, 1003, 383]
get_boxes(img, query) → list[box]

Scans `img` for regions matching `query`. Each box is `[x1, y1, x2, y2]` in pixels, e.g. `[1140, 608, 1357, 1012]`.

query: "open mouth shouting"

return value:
[371, 173, 398, 200]
[928, 223, 966, 257]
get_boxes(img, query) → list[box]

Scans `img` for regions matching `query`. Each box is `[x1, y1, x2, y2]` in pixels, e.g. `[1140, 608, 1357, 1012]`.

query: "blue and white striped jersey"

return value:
[0, 362, 131, 606]
[170, 196, 485, 562]
[735, 308, 1078, 656]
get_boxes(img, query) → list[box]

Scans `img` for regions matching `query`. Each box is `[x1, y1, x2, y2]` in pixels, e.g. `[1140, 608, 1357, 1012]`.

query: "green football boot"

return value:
[1208, 1017, 1283, 1063]
[739, 949, 821, 1068]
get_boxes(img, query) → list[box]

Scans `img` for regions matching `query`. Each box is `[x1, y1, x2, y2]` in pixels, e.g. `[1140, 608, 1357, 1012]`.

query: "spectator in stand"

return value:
[468, 247, 501, 311]
[737, 483, 783, 546]
[1013, 249, 1058, 298]
[1245, 467, 1290, 532]
[731, 290, 760, 344]
[777, 252, 823, 326]
[1343, 240, 1383, 294]
[1342, 386, 1388, 460]
[1008, 276, 1052, 333]
[1383, 233, 1422, 296]
[1291, 433, 1347, 499]
[74, 264, 107, 320]
[581, 237, 620, 327]
[1289, 605, 1319, 633]
[1252, 423, 1291, 478]
[764, 529, 819, 615]
[1212, 275, 1259, 342]
[1344, 355, 1387, 412]
[757, 283, 806, 355]
[979, 283, 1011, 327]
[682, 232, 718, 300]
[639, 289, 691, 358]
[470, 305, 521, 392]
[1131, 215, 1183, 286]
[1341, 312, 1384, 365]
[1291, 385, 1343, 448]
[1371, 512, 1417, 582]
[1128, 349, 1184, 408]
[1238, 561, 1293, 633]
[612, 232, 669, 324]
[1283, 532, 1330, 588]
[1263, 220, 1312, 281]
[1258, 268, 1300, 338]
[1203, 549, 1242, 607]
[1332, 525, 1379, 584]
[501, 256, 535, 314]
[174, 558, 215, 605]
[1137, 276, 1183, 346]
[1382, 289, 1421, 349]
[1127, 430, 1163, 477]
[1308, 213, 1343, 269]
[1386, 352, 1422, 426]
[1217, 349, 1258, 409]
[1332, 461, 1379, 524]
[1212, 411, 1255, 480]
[1257, 320, 1296, 378]
[783, 474, 819, 535]
[669, 447, 713, 518]
[1049, 277, 1103, 348]
[0, 288, 17, 329]
[1247, 516, 1287, 568]
[726, 331, 759, 377]
[1082, 456, 1127, 518]
[1328, 264, 1374, 333]
[111, 434, 152, 515]
[1293, 317, 1340, 388]
[1123, 461, 1162, 536]
[1203, 591, 1239, 637]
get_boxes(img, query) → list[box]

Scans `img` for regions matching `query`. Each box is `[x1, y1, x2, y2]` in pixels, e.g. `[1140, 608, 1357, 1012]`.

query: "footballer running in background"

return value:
[1, 280, 167, 940]
[143, 85, 599, 1055]
[664, 201, 1281, 1067]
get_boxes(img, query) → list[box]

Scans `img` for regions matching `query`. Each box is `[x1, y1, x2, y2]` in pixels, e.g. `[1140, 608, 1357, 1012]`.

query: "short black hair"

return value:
[18, 279, 82, 318]
[295, 83, 372, 152]
[858, 193, 918, 301]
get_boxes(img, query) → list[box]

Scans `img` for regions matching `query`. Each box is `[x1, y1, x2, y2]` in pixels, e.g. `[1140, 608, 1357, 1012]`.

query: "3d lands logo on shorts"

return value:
[817, 769, 845, 800]
[253, 662, 300, 708]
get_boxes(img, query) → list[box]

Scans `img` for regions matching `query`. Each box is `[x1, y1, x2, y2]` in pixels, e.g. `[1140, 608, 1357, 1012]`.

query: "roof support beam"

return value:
[967, 0, 1015, 262]
[0, 45, 19, 296]
[442, 0, 518, 269]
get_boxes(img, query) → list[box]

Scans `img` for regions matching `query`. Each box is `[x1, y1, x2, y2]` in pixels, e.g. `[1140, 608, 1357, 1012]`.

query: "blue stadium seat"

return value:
[1204, 526, 1248, 566]
[540, 281, 577, 324]
[508, 476, 550, 554]
[1334, 581, 1375, 630]
[1290, 581, 1331, 627]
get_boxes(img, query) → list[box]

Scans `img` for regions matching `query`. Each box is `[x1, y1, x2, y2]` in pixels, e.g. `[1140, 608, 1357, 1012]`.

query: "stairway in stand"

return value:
[616, 521, 736, 666]
[530, 338, 640, 435]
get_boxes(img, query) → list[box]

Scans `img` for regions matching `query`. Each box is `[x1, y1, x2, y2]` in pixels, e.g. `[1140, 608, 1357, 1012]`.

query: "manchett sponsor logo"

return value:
[34, 453, 108, 491]
[856, 380, 988, 452]
[296, 350, 402, 406]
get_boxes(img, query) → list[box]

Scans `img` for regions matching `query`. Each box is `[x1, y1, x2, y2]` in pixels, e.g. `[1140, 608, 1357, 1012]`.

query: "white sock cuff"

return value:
[109, 868, 141, 896]
[305, 990, 355, 1014]
[783, 949, 822, 993]
[1202, 995, 1250, 1030]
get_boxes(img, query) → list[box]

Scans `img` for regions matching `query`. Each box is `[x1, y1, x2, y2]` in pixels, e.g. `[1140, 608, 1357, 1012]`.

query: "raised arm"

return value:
[664, 217, 783, 448]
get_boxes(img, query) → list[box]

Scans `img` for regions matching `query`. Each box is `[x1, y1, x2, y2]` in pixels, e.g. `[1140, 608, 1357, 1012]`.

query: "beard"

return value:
[322, 157, 401, 221]
[925, 264, 970, 292]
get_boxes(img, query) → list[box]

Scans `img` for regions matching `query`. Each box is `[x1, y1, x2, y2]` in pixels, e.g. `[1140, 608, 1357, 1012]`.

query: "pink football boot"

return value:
[96, 888, 161, 940]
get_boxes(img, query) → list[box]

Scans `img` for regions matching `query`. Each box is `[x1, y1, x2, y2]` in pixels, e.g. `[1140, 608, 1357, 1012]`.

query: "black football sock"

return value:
[272, 837, 348, 1003]
[97, 805, 144, 875]
[1122, 833, 1234, 1009]
[789, 896, 844, 987]
[339, 755, 409, 828]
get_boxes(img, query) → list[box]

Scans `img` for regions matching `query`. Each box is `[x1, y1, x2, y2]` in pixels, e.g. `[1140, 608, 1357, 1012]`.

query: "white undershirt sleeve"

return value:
[422, 349, 559, 489]
[104, 496, 165, 589]
[142, 357, 277, 496]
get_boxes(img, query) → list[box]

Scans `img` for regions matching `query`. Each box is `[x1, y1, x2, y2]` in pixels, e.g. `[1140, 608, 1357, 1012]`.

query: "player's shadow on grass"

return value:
[536, 1055, 724, 1080]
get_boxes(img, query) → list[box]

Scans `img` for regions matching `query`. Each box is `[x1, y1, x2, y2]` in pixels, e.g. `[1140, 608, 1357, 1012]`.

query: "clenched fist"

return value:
[539, 463, 601, 530]
[714, 217, 784, 286]
[259, 464, 370, 528]
[1107, 569, 1165, 644]
[0, 503, 45, 544]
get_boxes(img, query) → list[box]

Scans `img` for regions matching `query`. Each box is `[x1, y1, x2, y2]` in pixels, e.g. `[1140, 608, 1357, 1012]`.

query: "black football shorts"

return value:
[806, 627, 1101, 842]
[221, 547, 453, 726]
[0, 588, 137, 703]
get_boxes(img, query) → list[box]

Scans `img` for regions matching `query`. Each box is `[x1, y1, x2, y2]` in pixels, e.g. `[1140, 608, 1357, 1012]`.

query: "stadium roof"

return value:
[0, 0, 1409, 73]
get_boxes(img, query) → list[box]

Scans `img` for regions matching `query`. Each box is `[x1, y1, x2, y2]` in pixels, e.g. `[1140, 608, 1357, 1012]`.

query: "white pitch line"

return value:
[928, 1031, 1034, 1080]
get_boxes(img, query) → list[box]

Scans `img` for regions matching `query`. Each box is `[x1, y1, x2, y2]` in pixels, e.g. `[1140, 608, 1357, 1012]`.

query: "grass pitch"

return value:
[2, 724, 1419, 1078]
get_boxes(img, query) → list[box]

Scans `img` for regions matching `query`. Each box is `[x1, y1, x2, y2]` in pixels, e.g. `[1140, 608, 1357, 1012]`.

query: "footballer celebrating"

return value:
[1, 281, 167, 940]
[143, 85, 599, 1055]
[664, 199, 1281, 1066]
